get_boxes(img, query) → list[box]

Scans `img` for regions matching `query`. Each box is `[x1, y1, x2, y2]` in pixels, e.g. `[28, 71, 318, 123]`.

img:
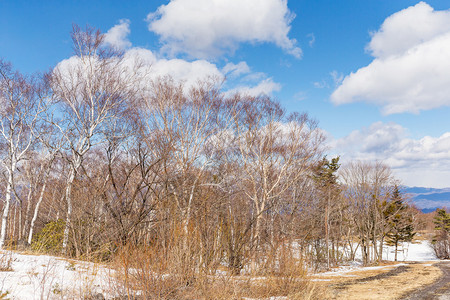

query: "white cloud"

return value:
[330, 122, 450, 188]
[332, 122, 405, 159]
[331, 2, 450, 114]
[123, 48, 223, 90]
[103, 19, 132, 50]
[224, 78, 282, 97]
[241, 72, 266, 83]
[59, 22, 282, 101]
[222, 62, 251, 78]
[367, 2, 450, 59]
[146, 0, 301, 59]
[123, 48, 282, 96]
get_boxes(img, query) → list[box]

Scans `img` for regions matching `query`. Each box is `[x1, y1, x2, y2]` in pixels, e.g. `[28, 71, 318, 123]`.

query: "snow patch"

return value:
[0, 251, 114, 299]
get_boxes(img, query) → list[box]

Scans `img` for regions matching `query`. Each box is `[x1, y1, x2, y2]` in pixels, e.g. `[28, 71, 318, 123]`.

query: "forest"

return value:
[0, 25, 448, 299]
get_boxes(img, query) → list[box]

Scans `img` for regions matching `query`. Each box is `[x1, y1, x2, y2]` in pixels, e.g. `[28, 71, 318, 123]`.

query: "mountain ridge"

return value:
[404, 186, 450, 213]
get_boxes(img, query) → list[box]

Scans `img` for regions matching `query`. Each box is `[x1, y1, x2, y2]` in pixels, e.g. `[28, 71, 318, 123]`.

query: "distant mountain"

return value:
[404, 186, 450, 213]
[421, 208, 438, 214]
[404, 187, 442, 194]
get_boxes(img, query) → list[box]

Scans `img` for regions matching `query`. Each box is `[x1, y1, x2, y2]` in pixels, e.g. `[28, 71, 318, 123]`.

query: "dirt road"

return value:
[319, 261, 444, 299]
[402, 261, 450, 300]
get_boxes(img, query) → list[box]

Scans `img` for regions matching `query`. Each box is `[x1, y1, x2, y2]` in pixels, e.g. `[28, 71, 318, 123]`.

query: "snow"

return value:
[311, 240, 438, 278]
[0, 251, 114, 299]
[0, 240, 439, 299]
[382, 240, 438, 262]
[349, 240, 438, 263]
[314, 263, 394, 277]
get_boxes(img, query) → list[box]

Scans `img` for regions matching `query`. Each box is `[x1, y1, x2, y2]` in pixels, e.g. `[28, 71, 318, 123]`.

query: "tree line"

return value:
[0, 25, 420, 279]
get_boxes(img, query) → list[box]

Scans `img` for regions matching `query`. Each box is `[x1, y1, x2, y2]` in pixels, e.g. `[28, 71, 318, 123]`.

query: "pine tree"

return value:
[312, 156, 340, 269]
[384, 186, 415, 261]
[432, 208, 450, 259]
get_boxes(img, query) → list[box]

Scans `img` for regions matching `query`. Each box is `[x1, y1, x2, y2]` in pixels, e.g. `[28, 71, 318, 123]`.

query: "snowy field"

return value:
[381, 240, 437, 262]
[0, 240, 439, 299]
[0, 252, 114, 299]
[313, 240, 438, 279]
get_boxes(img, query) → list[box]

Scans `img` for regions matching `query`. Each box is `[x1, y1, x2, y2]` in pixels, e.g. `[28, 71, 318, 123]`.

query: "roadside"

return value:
[402, 261, 450, 300]
[312, 261, 443, 299]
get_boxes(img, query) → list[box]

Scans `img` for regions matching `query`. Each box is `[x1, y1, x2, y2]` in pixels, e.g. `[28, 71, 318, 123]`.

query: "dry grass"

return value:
[313, 262, 442, 299]
[0, 251, 13, 272]
[108, 243, 325, 300]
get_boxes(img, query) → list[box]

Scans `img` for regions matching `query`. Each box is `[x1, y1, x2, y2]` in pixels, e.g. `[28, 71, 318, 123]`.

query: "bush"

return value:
[431, 236, 450, 259]
[109, 242, 322, 300]
[31, 219, 65, 254]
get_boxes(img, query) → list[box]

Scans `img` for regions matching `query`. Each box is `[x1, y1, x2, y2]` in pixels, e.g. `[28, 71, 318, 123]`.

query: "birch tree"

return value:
[141, 78, 227, 248]
[340, 161, 394, 265]
[0, 60, 42, 249]
[230, 96, 324, 264]
[25, 127, 64, 245]
[49, 25, 142, 253]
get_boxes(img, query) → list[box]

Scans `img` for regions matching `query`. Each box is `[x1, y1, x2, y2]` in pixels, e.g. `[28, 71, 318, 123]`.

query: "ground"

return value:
[0, 251, 113, 299]
[0, 240, 447, 299]
[314, 261, 447, 299]
[311, 240, 450, 299]
[405, 261, 450, 300]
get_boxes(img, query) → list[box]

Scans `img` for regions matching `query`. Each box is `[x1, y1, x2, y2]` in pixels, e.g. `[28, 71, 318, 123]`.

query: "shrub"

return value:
[31, 219, 65, 254]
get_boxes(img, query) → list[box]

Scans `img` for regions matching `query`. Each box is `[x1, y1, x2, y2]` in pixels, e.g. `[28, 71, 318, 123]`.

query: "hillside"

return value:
[405, 187, 450, 213]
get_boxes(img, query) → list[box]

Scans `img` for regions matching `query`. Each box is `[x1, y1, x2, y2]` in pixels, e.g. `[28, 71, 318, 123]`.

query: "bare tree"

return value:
[340, 161, 394, 265]
[229, 96, 324, 269]
[101, 130, 163, 246]
[0, 60, 43, 249]
[26, 132, 63, 245]
[141, 78, 227, 250]
[49, 25, 142, 253]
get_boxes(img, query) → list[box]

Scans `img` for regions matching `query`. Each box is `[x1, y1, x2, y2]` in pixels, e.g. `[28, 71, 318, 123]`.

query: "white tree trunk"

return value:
[27, 171, 49, 245]
[62, 167, 76, 253]
[22, 181, 34, 240]
[0, 170, 14, 249]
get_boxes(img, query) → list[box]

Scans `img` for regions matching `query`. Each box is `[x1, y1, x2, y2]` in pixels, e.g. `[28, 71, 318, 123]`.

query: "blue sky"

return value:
[2, 0, 450, 187]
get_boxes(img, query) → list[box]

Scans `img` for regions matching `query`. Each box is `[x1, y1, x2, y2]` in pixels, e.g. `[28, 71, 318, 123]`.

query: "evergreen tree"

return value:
[384, 186, 415, 261]
[312, 156, 340, 269]
[313, 156, 340, 187]
[432, 208, 450, 259]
